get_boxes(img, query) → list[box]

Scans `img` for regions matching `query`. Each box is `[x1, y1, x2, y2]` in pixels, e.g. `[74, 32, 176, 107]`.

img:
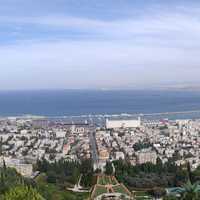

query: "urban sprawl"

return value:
[1, 116, 200, 199]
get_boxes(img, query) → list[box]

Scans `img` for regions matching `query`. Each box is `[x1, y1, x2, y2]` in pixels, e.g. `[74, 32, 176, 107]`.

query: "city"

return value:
[1, 0, 200, 199]
[1, 115, 200, 199]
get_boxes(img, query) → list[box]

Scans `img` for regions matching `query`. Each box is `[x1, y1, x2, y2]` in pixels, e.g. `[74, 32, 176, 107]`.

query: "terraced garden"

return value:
[92, 185, 108, 199]
[97, 175, 118, 185]
[91, 175, 132, 199]
[113, 185, 130, 196]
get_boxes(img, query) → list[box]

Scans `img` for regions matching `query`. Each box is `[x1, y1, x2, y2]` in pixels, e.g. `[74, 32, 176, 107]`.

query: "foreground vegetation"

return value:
[0, 159, 92, 200]
[0, 164, 42, 200]
[113, 158, 193, 189]
[35, 172, 89, 200]
[1, 157, 200, 199]
[3, 186, 44, 200]
[113, 158, 200, 199]
[36, 158, 94, 188]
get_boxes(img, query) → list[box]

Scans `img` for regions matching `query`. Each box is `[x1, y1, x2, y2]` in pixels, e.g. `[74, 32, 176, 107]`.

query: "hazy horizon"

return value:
[1, 0, 200, 90]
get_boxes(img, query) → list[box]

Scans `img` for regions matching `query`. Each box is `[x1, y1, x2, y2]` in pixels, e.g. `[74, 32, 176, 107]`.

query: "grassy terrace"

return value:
[92, 185, 108, 199]
[97, 176, 106, 185]
[112, 185, 130, 196]
[91, 175, 132, 199]
[97, 175, 118, 185]
[110, 176, 118, 185]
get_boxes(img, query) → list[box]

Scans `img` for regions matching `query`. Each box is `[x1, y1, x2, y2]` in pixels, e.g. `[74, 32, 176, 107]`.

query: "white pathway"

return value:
[67, 174, 89, 193]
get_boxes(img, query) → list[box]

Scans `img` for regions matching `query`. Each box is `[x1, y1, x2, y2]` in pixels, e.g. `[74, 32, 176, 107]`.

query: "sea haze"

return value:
[0, 90, 200, 117]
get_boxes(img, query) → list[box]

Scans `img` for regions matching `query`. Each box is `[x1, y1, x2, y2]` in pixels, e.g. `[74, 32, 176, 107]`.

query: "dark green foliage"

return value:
[178, 181, 200, 200]
[0, 137, 2, 156]
[80, 159, 94, 187]
[105, 161, 113, 175]
[0, 159, 90, 200]
[81, 173, 93, 188]
[80, 159, 93, 175]
[36, 173, 89, 200]
[132, 142, 152, 151]
[36, 158, 81, 185]
[36, 158, 94, 187]
[156, 157, 163, 173]
[0, 166, 37, 199]
[163, 195, 178, 200]
[174, 167, 188, 186]
[113, 159, 189, 189]
[3, 186, 44, 200]
[149, 187, 166, 198]
[46, 171, 57, 184]
[0, 167, 23, 194]
[191, 165, 200, 183]
[35, 158, 93, 199]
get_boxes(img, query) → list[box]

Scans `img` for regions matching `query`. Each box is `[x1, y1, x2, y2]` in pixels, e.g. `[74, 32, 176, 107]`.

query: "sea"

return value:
[1, 90, 200, 120]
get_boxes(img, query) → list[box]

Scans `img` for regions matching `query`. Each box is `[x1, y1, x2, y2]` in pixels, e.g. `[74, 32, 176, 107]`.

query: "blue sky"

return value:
[1, 0, 200, 90]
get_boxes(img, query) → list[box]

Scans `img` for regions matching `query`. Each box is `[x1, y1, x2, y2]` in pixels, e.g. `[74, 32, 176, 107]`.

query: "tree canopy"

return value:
[3, 186, 44, 200]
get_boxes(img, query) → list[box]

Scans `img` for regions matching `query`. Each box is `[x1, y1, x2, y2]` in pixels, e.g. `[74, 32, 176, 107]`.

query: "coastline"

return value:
[2, 109, 200, 120]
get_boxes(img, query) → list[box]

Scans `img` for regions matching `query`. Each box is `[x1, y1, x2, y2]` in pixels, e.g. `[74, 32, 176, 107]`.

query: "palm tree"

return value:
[178, 181, 200, 200]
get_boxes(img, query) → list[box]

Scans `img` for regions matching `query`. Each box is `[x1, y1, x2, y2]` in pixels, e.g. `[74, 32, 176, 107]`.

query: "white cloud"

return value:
[1, 4, 200, 89]
[1, 7, 200, 41]
[0, 38, 199, 89]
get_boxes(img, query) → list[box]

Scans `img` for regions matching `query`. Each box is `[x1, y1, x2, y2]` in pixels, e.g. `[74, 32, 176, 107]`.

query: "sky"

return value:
[1, 0, 200, 90]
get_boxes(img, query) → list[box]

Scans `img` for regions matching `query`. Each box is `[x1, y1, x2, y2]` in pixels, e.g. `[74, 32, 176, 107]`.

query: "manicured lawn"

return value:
[110, 176, 118, 185]
[104, 176, 110, 184]
[93, 185, 108, 198]
[113, 185, 130, 196]
[98, 175, 117, 185]
[98, 176, 106, 185]
[93, 176, 133, 199]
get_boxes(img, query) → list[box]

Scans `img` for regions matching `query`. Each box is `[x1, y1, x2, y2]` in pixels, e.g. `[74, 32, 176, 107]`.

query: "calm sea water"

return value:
[0, 90, 200, 118]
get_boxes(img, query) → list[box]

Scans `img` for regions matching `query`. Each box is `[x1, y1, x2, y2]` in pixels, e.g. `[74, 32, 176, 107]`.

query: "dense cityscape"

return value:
[1, 115, 200, 199]
[1, 0, 200, 199]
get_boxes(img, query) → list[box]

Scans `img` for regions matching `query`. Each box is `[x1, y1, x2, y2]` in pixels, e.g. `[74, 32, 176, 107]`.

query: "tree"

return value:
[105, 161, 113, 175]
[46, 171, 57, 184]
[80, 159, 93, 174]
[3, 186, 44, 200]
[177, 181, 200, 200]
[0, 137, 2, 156]
[0, 167, 25, 194]
[192, 166, 200, 183]
[149, 187, 166, 198]
[156, 157, 163, 173]
[71, 167, 80, 184]
[80, 159, 94, 187]
[175, 168, 188, 186]
[187, 162, 193, 183]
